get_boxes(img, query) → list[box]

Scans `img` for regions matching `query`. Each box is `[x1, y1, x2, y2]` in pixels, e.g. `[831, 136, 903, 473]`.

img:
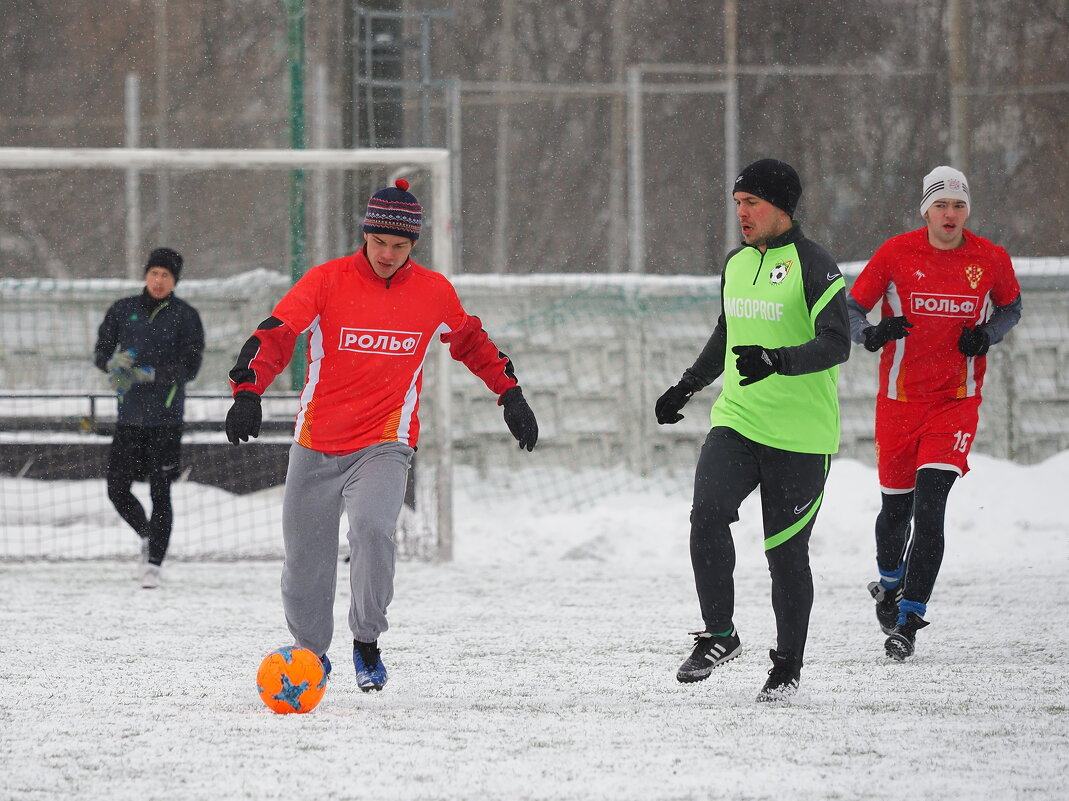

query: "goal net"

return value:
[0, 147, 455, 562]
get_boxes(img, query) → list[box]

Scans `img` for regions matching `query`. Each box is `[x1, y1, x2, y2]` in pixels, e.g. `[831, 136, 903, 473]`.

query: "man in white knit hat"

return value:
[846, 166, 1022, 661]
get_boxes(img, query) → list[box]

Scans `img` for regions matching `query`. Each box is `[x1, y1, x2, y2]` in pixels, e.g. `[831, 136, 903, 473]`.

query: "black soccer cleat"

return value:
[885, 612, 930, 661]
[868, 580, 903, 635]
[755, 649, 801, 702]
[676, 629, 742, 683]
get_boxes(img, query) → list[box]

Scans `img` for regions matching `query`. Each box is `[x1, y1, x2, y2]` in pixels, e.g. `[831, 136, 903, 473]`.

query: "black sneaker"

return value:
[675, 629, 742, 683]
[868, 581, 902, 635]
[885, 612, 930, 661]
[755, 649, 801, 702]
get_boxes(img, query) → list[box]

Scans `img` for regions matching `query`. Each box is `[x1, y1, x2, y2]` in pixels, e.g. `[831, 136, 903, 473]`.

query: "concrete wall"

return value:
[439, 272, 1069, 473]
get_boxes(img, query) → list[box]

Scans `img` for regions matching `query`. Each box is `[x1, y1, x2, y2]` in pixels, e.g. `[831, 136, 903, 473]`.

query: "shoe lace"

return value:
[898, 612, 930, 635]
[765, 651, 799, 686]
[355, 643, 381, 672]
[766, 663, 794, 684]
[687, 631, 715, 653]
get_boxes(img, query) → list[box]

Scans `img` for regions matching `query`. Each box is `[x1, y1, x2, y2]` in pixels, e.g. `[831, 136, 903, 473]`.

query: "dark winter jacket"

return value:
[94, 289, 205, 426]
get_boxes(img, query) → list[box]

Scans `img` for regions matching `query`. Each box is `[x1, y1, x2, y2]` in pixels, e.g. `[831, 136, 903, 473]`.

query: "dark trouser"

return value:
[875, 467, 957, 607]
[106, 424, 182, 565]
[690, 427, 831, 663]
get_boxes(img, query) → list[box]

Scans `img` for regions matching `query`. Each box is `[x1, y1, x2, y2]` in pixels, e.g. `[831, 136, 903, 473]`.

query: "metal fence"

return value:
[3, 266, 1066, 468]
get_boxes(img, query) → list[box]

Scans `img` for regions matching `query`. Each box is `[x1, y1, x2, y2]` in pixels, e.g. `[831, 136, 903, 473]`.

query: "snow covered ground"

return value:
[1, 451, 1067, 800]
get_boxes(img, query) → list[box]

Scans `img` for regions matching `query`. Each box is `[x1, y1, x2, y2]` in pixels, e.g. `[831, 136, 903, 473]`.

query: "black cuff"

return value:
[678, 371, 705, 393]
[765, 348, 783, 373]
[499, 386, 523, 405]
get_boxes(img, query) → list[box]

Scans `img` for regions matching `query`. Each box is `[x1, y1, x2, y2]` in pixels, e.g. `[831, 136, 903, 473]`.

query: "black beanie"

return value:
[732, 159, 802, 217]
[145, 247, 183, 281]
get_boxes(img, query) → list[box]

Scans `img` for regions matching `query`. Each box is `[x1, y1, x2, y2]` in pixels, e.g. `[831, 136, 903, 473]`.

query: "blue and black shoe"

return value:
[868, 581, 903, 635]
[885, 605, 930, 661]
[319, 653, 332, 678]
[353, 640, 387, 692]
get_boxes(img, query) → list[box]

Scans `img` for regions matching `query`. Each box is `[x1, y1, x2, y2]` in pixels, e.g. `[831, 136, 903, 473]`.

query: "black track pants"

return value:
[689, 427, 830, 662]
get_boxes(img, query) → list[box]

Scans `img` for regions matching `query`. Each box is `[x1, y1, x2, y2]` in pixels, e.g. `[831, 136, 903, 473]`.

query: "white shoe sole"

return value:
[756, 680, 799, 703]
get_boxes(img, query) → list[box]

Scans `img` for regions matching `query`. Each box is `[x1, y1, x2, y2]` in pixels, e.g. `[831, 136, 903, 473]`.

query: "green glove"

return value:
[130, 366, 156, 384]
[108, 369, 135, 395]
[106, 349, 136, 372]
[107, 364, 153, 396]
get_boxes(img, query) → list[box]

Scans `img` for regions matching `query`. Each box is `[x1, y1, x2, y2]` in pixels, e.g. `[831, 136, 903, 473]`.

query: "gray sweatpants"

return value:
[280, 441, 414, 656]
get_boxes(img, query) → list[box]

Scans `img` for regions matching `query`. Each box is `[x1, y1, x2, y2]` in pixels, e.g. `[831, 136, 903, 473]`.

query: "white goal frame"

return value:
[0, 146, 455, 559]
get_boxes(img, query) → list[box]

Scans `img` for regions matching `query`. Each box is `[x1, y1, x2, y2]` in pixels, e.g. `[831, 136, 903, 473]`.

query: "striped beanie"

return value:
[362, 179, 422, 241]
[920, 166, 970, 217]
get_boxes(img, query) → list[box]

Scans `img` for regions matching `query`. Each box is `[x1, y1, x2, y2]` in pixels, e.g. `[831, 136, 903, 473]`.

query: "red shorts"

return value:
[874, 395, 981, 492]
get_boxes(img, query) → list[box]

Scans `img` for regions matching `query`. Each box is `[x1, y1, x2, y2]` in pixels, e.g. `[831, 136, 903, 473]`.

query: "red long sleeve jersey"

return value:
[850, 227, 1020, 402]
[230, 250, 517, 454]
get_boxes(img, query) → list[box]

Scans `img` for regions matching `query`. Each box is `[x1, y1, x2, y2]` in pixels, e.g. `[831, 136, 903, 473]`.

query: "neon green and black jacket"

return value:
[680, 224, 849, 454]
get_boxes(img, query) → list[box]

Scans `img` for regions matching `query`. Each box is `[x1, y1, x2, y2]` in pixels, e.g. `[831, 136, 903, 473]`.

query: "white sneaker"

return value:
[140, 564, 162, 589]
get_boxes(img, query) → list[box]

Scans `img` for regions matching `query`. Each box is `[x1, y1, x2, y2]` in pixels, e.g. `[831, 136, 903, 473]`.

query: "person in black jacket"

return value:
[93, 247, 205, 588]
[655, 160, 850, 702]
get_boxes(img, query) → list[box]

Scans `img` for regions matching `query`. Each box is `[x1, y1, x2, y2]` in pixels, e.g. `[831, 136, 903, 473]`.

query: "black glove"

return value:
[500, 386, 538, 451]
[655, 383, 695, 425]
[958, 325, 991, 357]
[863, 316, 913, 352]
[226, 391, 262, 445]
[732, 345, 782, 386]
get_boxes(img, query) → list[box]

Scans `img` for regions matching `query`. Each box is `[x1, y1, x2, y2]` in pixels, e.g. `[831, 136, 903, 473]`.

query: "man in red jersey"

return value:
[225, 180, 538, 691]
[848, 166, 1021, 661]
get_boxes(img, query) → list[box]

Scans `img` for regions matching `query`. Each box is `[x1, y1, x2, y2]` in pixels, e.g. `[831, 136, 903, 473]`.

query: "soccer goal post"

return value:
[0, 146, 456, 560]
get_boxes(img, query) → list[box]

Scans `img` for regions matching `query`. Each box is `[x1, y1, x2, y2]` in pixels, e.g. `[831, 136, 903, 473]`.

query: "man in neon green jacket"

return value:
[656, 159, 849, 702]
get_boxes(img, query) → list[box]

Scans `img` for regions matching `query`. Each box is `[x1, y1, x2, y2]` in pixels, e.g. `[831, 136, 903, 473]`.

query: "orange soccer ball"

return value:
[256, 646, 328, 714]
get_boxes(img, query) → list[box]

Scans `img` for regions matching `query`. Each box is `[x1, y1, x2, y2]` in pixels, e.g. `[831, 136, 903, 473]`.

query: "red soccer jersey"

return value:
[231, 249, 517, 454]
[850, 227, 1020, 402]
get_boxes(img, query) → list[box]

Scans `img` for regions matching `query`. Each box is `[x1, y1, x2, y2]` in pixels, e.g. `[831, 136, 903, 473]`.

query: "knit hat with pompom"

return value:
[362, 179, 422, 241]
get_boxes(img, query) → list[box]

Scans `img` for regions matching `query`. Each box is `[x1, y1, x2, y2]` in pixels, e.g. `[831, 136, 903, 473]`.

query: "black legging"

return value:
[875, 467, 958, 605]
[106, 425, 181, 566]
[107, 472, 174, 565]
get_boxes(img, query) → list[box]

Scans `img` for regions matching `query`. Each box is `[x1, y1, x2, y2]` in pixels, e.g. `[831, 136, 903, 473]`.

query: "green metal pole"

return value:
[284, 0, 307, 390]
